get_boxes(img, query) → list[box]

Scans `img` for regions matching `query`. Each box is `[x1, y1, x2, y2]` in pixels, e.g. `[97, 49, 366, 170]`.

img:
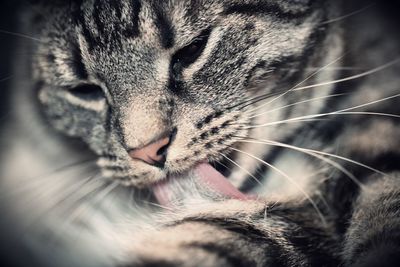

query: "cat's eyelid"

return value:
[189, 28, 212, 45]
[172, 28, 212, 69]
[192, 32, 209, 42]
[178, 27, 212, 51]
[66, 83, 105, 101]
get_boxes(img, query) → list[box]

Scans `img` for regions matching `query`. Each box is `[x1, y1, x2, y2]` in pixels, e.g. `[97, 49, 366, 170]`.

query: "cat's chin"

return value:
[152, 163, 256, 208]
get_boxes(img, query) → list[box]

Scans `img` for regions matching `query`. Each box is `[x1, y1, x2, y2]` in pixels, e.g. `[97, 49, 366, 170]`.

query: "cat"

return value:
[1, 0, 400, 266]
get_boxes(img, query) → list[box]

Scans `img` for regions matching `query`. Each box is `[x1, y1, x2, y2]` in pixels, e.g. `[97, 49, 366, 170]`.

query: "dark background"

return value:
[0, 1, 21, 121]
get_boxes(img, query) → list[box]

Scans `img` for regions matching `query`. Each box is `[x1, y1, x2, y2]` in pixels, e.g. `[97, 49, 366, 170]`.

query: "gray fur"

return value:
[1, 0, 400, 266]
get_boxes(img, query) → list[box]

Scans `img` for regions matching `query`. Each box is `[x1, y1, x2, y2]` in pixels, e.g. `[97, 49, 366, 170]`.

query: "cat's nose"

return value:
[128, 134, 172, 168]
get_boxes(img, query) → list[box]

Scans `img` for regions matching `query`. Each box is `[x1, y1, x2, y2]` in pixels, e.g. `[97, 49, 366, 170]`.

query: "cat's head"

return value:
[30, 0, 341, 188]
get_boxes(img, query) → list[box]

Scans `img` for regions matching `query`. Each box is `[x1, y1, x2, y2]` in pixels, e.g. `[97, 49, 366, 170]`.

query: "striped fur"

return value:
[1, 0, 400, 266]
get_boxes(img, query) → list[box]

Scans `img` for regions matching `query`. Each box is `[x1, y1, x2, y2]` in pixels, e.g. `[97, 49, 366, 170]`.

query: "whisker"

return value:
[249, 93, 346, 119]
[63, 180, 119, 225]
[230, 147, 327, 226]
[141, 200, 174, 212]
[0, 159, 97, 199]
[234, 118, 326, 128]
[129, 190, 155, 222]
[128, 188, 141, 212]
[230, 58, 400, 117]
[323, 111, 400, 118]
[235, 136, 390, 184]
[212, 159, 238, 180]
[54, 174, 104, 213]
[0, 75, 13, 83]
[302, 166, 332, 209]
[34, 159, 97, 180]
[246, 93, 400, 129]
[23, 172, 102, 228]
[320, 3, 376, 25]
[218, 153, 263, 187]
[280, 67, 366, 71]
[244, 54, 346, 115]
[292, 58, 400, 92]
[233, 137, 364, 189]
[225, 90, 286, 112]
[0, 29, 43, 42]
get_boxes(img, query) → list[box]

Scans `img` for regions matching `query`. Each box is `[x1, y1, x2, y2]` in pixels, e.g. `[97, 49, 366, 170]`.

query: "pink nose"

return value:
[128, 136, 171, 168]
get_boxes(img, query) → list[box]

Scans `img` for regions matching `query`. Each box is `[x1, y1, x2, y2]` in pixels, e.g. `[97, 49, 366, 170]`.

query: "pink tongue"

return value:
[195, 163, 248, 200]
[153, 163, 249, 207]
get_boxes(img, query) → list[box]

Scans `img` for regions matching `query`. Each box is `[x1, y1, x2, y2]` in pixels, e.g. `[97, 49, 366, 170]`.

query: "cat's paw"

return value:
[121, 200, 287, 267]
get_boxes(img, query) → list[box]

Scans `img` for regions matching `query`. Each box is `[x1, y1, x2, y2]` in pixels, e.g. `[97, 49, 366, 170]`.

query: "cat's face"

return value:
[32, 0, 339, 188]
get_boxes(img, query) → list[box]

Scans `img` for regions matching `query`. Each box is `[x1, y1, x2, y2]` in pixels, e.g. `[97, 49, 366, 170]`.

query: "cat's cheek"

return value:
[121, 163, 166, 187]
[39, 92, 73, 133]
[39, 87, 108, 134]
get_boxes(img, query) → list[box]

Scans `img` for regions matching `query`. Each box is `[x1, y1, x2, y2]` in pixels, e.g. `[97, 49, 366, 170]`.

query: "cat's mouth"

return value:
[152, 163, 255, 207]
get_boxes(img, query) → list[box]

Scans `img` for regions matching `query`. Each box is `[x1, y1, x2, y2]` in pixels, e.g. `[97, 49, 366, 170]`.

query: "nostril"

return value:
[156, 143, 170, 156]
[156, 127, 177, 156]
[128, 129, 177, 168]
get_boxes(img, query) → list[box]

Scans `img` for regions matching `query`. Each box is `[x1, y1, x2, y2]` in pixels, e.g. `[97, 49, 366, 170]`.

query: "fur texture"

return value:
[1, 0, 400, 266]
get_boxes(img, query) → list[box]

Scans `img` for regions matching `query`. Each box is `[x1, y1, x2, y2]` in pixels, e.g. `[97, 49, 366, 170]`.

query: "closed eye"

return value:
[171, 28, 211, 72]
[68, 84, 105, 101]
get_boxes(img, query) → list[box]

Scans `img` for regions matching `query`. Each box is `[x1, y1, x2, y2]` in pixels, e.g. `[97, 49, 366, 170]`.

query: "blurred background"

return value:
[0, 1, 20, 123]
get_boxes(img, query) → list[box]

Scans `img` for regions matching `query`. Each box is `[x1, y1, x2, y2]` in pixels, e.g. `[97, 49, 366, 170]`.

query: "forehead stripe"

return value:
[123, 0, 142, 38]
[93, 0, 106, 36]
[76, 0, 142, 51]
[75, 2, 98, 51]
[152, 2, 175, 49]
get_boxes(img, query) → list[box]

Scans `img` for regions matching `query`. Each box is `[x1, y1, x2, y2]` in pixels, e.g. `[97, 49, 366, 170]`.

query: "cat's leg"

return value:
[343, 173, 400, 267]
[121, 200, 341, 267]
